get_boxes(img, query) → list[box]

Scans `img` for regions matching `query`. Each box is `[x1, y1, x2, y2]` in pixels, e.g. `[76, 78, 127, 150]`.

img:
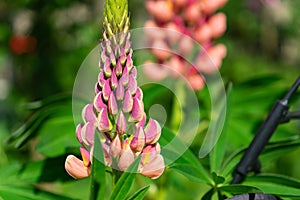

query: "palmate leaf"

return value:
[109, 157, 141, 200]
[159, 127, 212, 184]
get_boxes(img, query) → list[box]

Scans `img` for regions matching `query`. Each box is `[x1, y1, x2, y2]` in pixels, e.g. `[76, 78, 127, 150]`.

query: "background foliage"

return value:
[0, 0, 300, 199]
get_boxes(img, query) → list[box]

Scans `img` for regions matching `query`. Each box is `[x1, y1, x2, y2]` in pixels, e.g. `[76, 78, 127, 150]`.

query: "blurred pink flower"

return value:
[144, 0, 228, 90]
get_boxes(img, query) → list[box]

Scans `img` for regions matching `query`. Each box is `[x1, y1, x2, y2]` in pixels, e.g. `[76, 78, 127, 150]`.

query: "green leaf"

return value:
[109, 157, 141, 200]
[35, 116, 77, 157]
[218, 185, 261, 194]
[241, 182, 300, 197]
[209, 82, 232, 174]
[201, 188, 215, 200]
[212, 172, 225, 185]
[160, 127, 212, 184]
[127, 185, 150, 200]
[90, 133, 106, 200]
[245, 174, 300, 189]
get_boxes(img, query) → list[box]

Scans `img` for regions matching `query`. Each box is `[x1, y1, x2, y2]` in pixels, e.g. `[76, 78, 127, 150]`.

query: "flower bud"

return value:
[122, 90, 133, 113]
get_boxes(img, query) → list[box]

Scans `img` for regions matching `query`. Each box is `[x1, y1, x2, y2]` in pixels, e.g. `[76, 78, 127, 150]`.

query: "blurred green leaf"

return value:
[127, 185, 150, 200]
[201, 188, 214, 200]
[160, 127, 212, 184]
[109, 157, 141, 200]
[210, 82, 232, 174]
[212, 172, 225, 185]
[245, 174, 300, 189]
[35, 116, 77, 157]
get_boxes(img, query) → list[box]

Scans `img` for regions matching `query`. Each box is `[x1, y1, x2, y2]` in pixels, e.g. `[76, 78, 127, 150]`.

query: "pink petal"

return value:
[208, 13, 227, 38]
[81, 122, 95, 146]
[97, 108, 112, 132]
[111, 68, 118, 89]
[122, 90, 133, 113]
[134, 87, 143, 100]
[146, 1, 174, 23]
[116, 59, 122, 77]
[94, 92, 107, 111]
[102, 79, 112, 102]
[76, 123, 84, 144]
[118, 140, 135, 171]
[144, 118, 161, 144]
[130, 127, 145, 152]
[108, 92, 118, 115]
[80, 147, 91, 167]
[142, 61, 168, 81]
[129, 97, 144, 122]
[116, 111, 127, 135]
[128, 73, 137, 95]
[116, 82, 125, 101]
[141, 154, 165, 179]
[82, 103, 96, 125]
[110, 135, 122, 158]
[136, 113, 146, 127]
[65, 155, 91, 179]
[103, 57, 112, 77]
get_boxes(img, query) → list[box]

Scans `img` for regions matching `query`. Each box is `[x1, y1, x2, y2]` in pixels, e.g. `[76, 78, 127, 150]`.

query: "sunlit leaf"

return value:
[127, 185, 150, 200]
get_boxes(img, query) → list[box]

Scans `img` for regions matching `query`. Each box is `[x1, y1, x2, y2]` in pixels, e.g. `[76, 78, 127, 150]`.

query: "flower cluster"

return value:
[65, 0, 164, 180]
[144, 0, 228, 90]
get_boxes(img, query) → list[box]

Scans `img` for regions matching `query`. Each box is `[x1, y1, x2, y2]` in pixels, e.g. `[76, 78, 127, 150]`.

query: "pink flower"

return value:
[144, 0, 228, 90]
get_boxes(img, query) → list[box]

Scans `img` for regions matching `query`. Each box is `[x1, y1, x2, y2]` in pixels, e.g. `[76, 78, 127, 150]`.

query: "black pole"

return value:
[231, 76, 300, 184]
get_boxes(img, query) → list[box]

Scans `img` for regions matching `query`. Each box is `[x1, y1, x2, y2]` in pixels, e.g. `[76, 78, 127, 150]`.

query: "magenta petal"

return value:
[97, 108, 112, 132]
[95, 82, 101, 94]
[108, 92, 118, 115]
[130, 67, 137, 78]
[126, 54, 133, 71]
[122, 90, 133, 113]
[81, 122, 95, 146]
[144, 118, 161, 144]
[116, 111, 127, 134]
[134, 87, 143, 100]
[103, 58, 112, 77]
[101, 50, 106, 64]
[119, 47, 126, 65]
[82, 103, 96, 125]
[76, 123, 84, 144]
[136, 113, 146, 127]
[116, 82, 125, 101]
[98, 70, 106, 88]
[110, 52, 116, 67]
[111, 68, 118, 89]
[94, 92, 107, 111]
[116, 59, 122, 77]
[130, 126, 145, 152]
[102, 79, 112, 102]
[128, 73, 137, 95]
[130, 97, 144, 122]
[120, 66, 129, 86]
